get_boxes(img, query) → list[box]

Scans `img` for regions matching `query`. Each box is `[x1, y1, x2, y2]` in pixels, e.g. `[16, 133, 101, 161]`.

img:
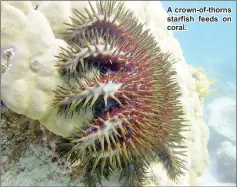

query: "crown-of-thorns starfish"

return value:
[53, 1, 190, 186]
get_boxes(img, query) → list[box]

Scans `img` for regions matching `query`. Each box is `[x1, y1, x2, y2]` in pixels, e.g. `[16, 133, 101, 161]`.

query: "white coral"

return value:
[1, 1, 92, 137]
